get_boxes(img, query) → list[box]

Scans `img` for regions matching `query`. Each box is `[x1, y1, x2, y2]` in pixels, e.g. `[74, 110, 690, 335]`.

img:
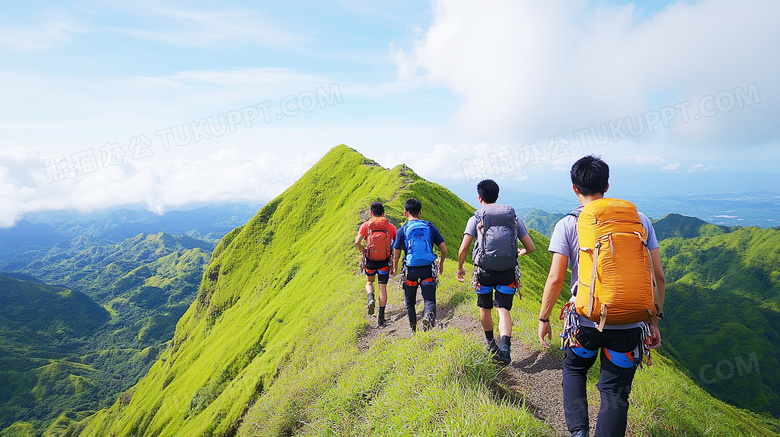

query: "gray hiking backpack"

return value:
[473, 204, 519, 272]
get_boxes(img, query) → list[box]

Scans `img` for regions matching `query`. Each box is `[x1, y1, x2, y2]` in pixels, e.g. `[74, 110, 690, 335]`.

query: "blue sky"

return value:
[1, 0, 778, 226]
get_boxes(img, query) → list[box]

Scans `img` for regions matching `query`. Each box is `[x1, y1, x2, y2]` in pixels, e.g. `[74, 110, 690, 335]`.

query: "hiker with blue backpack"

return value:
[456, 179, 535, 364]
[537, 155, 665, 437]
[390, 198, 447, 333]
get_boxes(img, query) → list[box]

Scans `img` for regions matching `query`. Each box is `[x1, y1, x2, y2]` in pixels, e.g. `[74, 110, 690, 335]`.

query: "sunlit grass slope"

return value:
[73, 145, 779, 436]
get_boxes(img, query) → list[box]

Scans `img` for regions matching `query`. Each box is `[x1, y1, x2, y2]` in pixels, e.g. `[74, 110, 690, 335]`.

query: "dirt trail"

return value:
[357, 295, 608, 437]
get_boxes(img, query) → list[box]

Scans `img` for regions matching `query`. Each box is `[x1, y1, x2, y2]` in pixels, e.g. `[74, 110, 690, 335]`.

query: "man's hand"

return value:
[438, 260, 444, 275]
[538, 321, 552, 349]
[456, 266, 466, 282]
[646, 322, 662, 349]
[518, 248, 527, 257]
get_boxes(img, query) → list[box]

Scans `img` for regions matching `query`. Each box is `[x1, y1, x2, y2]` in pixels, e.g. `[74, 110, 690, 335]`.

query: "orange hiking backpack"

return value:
[365, 217, 392, 261]
[575, 198, 663, 330]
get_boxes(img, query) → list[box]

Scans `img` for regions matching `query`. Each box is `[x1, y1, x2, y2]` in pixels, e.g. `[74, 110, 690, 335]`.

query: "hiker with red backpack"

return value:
[390, 198, 447, 333]
[456, 179, 535, 365]
[537, 155, 665, 437]
[355, 202, 397, 327]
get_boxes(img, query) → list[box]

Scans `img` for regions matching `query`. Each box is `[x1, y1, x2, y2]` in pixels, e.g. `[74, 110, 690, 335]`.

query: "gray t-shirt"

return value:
[548, 205, 659, 329]
[463, 210, 529, 239]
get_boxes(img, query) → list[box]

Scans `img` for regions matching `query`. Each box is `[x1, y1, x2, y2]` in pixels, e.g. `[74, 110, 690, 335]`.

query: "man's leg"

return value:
[563, 328, 600, 435]
[594, 329, 641, 437]
[376, 264, 390, 325]
[365, 274, 376, 315]
[402, 281, 418, 332]
[493, 291, 514, 365]
[420, 277, 436, 331]
[476, 291, 497, 353]
[479, 307, 494, 332]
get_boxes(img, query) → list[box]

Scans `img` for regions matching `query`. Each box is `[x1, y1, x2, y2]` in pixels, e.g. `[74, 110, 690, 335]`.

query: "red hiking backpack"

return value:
[365, 217, 392, 261]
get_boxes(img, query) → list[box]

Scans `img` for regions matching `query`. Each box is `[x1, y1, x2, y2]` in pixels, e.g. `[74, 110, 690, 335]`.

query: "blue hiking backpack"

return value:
[403, 220, 437, 267]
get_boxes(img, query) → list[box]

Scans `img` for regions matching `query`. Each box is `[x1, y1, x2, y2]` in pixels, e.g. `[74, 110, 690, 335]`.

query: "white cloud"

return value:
[661, 162, 681, 171]
[396, 0, 780, 150]
[688, 163, 714, 173]
[0, 148, 318, 227]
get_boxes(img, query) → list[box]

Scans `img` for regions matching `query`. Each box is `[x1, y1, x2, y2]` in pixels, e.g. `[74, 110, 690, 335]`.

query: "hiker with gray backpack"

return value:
[456, 179, 535, 364]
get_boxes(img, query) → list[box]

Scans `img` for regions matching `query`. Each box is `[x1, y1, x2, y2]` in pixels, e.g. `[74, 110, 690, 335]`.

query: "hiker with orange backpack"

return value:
[537, 155, 665, 437]
[390, 198, 447, 333]
[456, 179, 535, 365]
[355, 202, 397, 327]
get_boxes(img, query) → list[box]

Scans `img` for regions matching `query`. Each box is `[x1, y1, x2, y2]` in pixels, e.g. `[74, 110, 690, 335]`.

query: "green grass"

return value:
[241, 329, 554, 437]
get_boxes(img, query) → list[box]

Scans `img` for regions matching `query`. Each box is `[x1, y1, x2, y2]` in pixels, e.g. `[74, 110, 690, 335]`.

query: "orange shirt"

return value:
[358, 218, 397, 242]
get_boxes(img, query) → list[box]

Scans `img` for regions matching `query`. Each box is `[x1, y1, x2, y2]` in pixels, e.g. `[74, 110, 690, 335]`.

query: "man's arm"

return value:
[391, 248, 402, 276]
[437, 242, 447, 275]
[538, 253, 568, 348]
[646, 247, 666, 349]
[518, 233, 535, 256]
[456, 234, 474, 282]
[354, 233, 365, 253]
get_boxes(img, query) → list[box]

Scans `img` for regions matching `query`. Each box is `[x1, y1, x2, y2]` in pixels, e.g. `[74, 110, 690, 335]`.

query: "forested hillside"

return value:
[520, 209, 567, 238]
[0, 275, 110, 431]
[659, 226, 780, 416]
[0, 234, 212, 434]
[653, 212, 731, 240]
[67, 146, 779, 436]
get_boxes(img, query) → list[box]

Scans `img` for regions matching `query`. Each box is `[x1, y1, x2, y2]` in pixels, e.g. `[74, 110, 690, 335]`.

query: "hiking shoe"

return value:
[497, 343, 511, 365]
[421, 312, 435, 332]
[570, 430, 589, 437]
[377, 318, 387, 327]
[486, 339, 499, 356]
[367, 293, 375, 315]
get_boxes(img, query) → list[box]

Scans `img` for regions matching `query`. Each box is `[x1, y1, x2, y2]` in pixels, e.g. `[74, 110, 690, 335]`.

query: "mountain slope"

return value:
[653, 213, 730, 240]
[521, 209, 567, 238]
[0, 275, 109, 430]
[73, 145, 780, 436]
[0, 234, 211, 435]
[659, 226, 780, 415]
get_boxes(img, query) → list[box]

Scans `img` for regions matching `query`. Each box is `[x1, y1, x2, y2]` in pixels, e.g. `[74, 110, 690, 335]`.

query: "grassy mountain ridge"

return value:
[74, 145, 546, 436]
[71, 145, 779, 436]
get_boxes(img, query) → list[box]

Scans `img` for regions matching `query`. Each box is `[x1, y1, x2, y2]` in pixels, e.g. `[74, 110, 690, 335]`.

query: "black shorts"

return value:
[476, 269, 516, 310]
[403, 264, 436, 301]
[364, 258, 390, 284]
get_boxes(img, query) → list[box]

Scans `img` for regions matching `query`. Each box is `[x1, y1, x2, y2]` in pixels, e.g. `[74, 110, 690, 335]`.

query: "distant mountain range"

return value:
[0, 202, 261, 262]
[448, 186, 779, 229]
